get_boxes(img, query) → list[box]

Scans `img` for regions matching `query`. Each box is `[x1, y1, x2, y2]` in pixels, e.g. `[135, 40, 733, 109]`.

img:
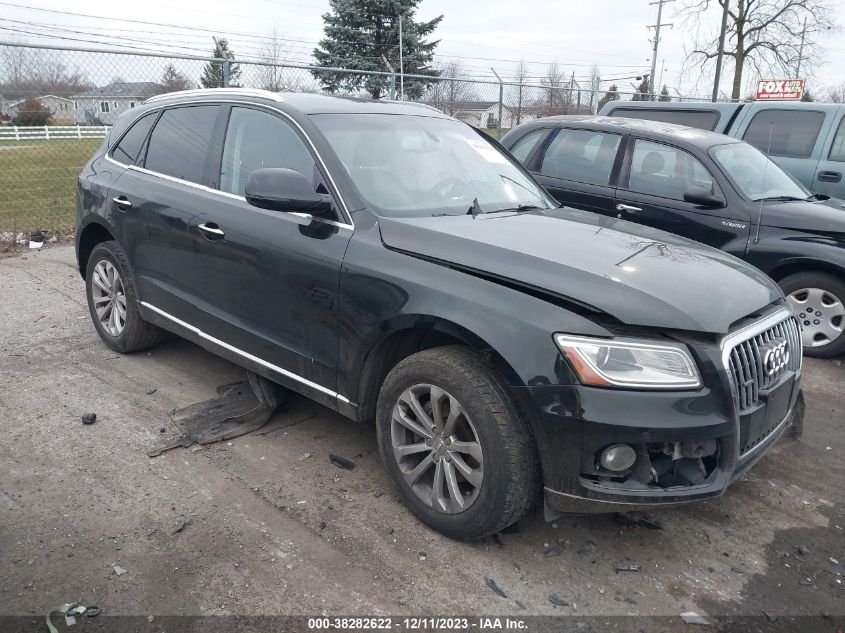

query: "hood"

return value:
[761, 197, 845, 235]
[379, 208, 782, 334]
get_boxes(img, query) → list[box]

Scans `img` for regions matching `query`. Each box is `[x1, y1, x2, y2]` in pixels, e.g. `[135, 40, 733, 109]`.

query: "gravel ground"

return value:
[1, 245, 843, 628]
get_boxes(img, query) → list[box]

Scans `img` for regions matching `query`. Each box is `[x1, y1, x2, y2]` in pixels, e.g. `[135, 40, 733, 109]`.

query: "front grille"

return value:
[726, 315, 802, 412]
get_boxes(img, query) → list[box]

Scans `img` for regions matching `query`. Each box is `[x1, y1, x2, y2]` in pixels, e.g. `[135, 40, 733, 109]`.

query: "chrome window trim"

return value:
[141, 301, 350, 404]
[105, 99, 354, 228]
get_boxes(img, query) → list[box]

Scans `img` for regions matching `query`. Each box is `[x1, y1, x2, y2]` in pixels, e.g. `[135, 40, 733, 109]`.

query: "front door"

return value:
[614, 137, 750, 259]
[811, 110, 845, 198]
[192, 105, 353, 402]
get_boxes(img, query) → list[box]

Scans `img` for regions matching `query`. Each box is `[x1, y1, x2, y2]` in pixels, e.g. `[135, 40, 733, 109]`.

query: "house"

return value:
[431, 100, 543, 130]
[72, 82, 162, 125]
[7, 95, 75, 123]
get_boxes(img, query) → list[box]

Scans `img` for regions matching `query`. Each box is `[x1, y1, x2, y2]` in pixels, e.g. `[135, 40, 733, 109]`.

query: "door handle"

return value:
[198, 222, 225, 240]
[112, 196, 132, 211]
[817, 170, 842, 183]
[616, 203, 642, 212]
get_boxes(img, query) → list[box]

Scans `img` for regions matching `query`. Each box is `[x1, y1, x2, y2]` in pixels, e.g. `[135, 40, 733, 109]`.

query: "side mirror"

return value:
[683, 185, 725, 208]
[245, 168, 332, 215]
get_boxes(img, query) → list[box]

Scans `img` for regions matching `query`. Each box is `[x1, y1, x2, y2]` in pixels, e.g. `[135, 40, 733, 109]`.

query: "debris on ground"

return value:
[329, 454, 356, 470]
[680, 611, 712, 626]
[615, 563, 641, 573]
[543, 544, 562, 558]
[577, 540, 597, 555]
[148, 372, 284, 457]
[45, 604, 92, 633]
[615, 512, 663, 530]
[484, 577, 507, 598]
[145, 388, 158, 395]
[113, 565, 127, 576]
[794, 544, 811, 557]
[514, 600, 527, 610]
[624, 596, 639, 605]
[172, 518, 190, 535]
[29, 230, 45, 249]
[81, 413, 97, 425]
[548, 593, 569, 607]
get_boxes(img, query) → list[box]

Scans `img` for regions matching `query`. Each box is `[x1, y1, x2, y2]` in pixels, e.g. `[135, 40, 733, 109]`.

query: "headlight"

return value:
[554, 334, 701, 389]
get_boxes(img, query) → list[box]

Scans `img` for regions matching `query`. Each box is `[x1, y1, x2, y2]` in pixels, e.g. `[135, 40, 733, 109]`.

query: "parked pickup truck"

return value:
[597, 100, 845, 200]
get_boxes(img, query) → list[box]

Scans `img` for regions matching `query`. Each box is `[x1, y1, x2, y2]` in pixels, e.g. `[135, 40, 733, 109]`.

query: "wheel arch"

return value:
[354, 316, 522, 424]
[766, 257, 845, 284]
[76, 219, 117, 279]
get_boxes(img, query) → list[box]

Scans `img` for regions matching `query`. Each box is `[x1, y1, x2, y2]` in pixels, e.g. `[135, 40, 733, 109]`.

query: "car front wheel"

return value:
[376, 345, 539, 540]
[781, 272, 845, 358]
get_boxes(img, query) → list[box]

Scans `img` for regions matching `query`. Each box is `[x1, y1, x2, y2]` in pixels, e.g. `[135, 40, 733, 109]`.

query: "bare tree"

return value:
[427, 60, 474, 116]
[0, 45, 89, 99]
[826, 82, 845, 103]
[681, 0, 837, 100]
[588, 64, 601, 113]
[539, 60, 567, 115]
[511, 59, 529, 125]
[259, 28, 292, 92]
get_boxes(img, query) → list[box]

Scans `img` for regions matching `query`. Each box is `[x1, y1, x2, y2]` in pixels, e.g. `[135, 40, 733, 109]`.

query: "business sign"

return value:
[756, 79, 804, 101]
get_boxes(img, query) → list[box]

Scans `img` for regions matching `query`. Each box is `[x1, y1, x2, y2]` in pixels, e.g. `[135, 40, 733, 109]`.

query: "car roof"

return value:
[144, 88, 449, 118]
[527, 115, 741, 149]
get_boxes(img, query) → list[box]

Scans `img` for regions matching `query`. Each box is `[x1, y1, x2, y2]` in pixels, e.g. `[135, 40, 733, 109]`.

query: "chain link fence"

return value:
[0, 41, 726, 241]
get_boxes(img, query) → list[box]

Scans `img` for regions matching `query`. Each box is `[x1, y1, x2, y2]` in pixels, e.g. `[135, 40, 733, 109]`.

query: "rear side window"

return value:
[538, 128, 621, 186]
[508, 129, 546, 165]
[111, 112, 157, 165]
[742, 109, 825, 159]
[144, 105, 219, 183]
[829, 117, 845, 162]
[609, 107, 720, 131]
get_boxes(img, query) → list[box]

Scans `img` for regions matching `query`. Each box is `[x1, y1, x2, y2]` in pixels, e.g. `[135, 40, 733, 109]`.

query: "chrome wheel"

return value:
[787, 287, 845, 348]
[91, 259, 127, 336]
[390, 384, 483, 514]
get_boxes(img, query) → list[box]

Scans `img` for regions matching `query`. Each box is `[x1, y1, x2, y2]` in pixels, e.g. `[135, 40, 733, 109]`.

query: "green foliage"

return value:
[313, 0, 442, 99]
[160, 64, 193, 93]
[12, 98, 52, 126]
[801, 88, 814, 102]
[631, 78, 653, 101]
[200, 38, 241, 88]
[659, 85, 671, 102]
[597, 84, 619, 111]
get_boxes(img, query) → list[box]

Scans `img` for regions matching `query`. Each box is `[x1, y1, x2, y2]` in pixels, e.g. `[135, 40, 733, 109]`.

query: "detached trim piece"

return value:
[140, 301, 350, 404]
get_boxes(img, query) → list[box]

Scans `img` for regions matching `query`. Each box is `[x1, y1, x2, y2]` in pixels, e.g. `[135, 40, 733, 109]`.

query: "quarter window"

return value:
[742, 109, 825, 159]
[828, 117, 845, 162]
[219, 107, 317, 196]
[508, 129, 546, 165]
[627, 139, 713, 200]
[145, 105, 218, 184]
[111, 112, 157, 165]
[539, 128, 621, 186]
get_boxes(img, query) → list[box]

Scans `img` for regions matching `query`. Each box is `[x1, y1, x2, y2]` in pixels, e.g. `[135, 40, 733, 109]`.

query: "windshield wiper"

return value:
[752, 195, 807, 202]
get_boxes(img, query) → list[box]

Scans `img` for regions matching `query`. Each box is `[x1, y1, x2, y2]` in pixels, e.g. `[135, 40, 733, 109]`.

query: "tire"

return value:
[85, 241, 164, 353]
[780, 272, 845, 359]
[376, 345, 539, 540]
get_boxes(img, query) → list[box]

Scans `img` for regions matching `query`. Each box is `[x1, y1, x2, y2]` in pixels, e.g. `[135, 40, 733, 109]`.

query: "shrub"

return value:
[12, 98, 52, 126]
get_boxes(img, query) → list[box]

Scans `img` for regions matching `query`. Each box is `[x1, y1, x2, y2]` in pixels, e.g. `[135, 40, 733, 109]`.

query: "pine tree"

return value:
[631, 78, 652, 102]
[200, 37, 241, 88]
[597, 84, 619, 111]
[159, 64, 193, 93]
[659, 85, 671, 102]
[313, 0, 442, 99]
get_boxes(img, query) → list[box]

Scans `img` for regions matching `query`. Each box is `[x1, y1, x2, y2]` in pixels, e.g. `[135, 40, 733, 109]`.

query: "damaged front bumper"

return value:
[516, 368, 804, 518]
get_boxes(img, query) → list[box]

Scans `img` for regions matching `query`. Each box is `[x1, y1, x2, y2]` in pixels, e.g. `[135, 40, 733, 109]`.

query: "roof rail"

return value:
[144, 88, 285, 104]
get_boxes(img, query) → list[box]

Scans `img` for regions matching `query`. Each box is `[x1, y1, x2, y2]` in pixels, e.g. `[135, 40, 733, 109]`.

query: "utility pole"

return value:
[647, 0, 674, 100]
[712, 0, 730, 102]
[796, 16, 808, 79]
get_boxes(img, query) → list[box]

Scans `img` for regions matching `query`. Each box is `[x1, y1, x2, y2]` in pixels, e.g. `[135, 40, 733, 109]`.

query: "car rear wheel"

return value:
[781, 271, 845, 358]
[376, 345, 539, 540]
[85, 241, 164, 353]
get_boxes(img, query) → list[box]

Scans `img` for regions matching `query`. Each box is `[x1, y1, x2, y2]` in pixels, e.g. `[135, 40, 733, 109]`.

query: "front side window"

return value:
[710, 142, 810, 201]
[742, 109, 825, 159]
[828, 117, 845, 162]
[111, 112, 157, 165]
[627, 139, 713, 200]
[311, 114, 555, 217]
[144, 105, 218, 184]
[220, 107, 317, 196]
[539, 128, 621, 185]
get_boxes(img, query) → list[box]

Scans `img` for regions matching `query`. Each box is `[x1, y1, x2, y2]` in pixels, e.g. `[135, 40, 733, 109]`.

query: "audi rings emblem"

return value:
[762, 339, 790, 376]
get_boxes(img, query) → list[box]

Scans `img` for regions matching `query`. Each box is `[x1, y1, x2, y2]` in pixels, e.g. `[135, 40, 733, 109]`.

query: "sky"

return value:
[1, 0, 844, 99]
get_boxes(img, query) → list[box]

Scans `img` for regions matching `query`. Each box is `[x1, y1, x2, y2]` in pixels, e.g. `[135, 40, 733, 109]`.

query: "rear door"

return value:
[615, 137, 750, 257]
[529, 126, 623, 216]
[733, 106, 829, 189]
[811, 107, 845, 198]
[190, 105, 353, 402]
[109, 104, 224, 325]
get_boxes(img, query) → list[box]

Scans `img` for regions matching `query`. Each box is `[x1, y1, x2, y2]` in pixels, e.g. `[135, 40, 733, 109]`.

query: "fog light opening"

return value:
[599, 444, 637, 472]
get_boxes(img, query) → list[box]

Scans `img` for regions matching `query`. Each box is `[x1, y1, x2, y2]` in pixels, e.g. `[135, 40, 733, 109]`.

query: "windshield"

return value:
[709, 142, 810, 201]
[311, 113, 556, 217]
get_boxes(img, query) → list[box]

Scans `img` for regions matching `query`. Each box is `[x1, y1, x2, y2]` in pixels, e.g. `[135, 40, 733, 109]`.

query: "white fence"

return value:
[0, 125, 110, 141]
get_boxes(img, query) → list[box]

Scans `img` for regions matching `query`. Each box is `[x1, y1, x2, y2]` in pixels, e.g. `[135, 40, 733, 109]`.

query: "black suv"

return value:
[77, 90, 803, 539]
[501, 116, 845, 358]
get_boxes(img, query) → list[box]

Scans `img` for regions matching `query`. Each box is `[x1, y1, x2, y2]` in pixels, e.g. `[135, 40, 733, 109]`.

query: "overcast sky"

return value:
[2, 0, 844, 98]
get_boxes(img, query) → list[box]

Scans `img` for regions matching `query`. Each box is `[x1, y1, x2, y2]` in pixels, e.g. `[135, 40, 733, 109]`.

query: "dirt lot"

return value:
[1, 245, 843, 629]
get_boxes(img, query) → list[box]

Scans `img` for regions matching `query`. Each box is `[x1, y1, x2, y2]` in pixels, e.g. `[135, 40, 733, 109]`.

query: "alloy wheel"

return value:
[91, 259, 127, 337]
[390, 384, 483, 514]
[787, 287, 845, 348]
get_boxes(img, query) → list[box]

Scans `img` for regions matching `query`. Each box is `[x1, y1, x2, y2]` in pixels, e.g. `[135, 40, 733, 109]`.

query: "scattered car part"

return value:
[81, 413, 97, 425]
